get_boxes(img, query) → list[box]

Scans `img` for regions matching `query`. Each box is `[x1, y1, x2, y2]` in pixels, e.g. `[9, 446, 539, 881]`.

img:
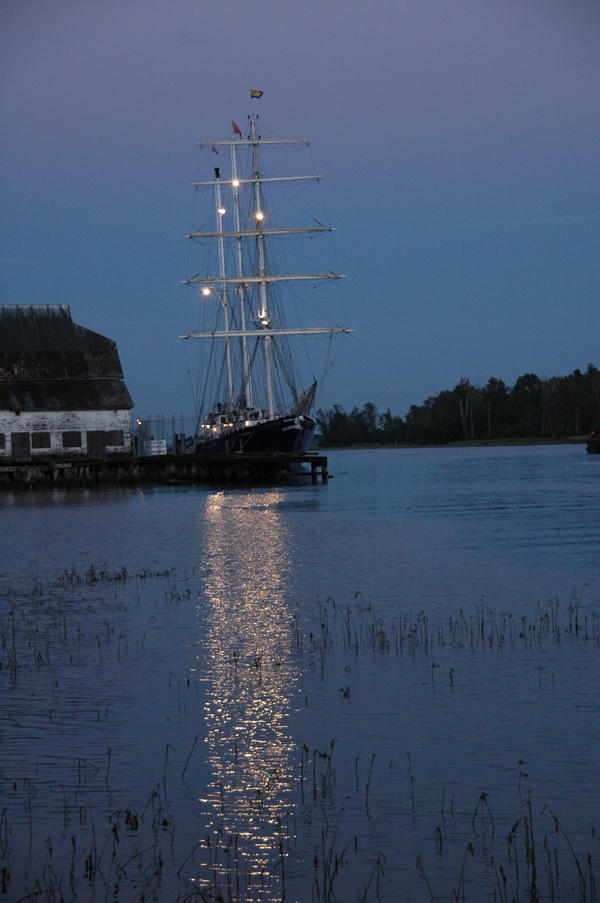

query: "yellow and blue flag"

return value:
[250, 89, 263, 99]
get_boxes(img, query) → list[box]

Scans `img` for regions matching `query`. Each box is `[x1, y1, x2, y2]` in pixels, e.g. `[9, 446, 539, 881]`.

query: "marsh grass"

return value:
[296, 586, 598, 663]
[1, 568, 599, 901]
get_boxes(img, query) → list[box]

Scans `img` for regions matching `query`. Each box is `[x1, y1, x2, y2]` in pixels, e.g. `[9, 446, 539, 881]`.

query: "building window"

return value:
[62, 431, 82, 448]
[105, 430, 124, 446]
[31, 432, 51, 449]
[11, 433, 30, 457]
[0, 434, 5, 450]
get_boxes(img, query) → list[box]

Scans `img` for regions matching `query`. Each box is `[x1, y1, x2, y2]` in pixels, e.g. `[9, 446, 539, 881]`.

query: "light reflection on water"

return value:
[193, 490, 299, 897]
[2, 446, 600, 900]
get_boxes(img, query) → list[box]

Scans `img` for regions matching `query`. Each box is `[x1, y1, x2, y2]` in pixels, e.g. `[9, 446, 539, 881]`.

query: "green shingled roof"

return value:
[0, 305, 133, 411]
[0, 305, 114, 353]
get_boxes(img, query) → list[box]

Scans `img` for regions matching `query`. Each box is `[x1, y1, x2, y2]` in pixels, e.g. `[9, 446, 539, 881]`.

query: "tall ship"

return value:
[180, 114, 351, 455]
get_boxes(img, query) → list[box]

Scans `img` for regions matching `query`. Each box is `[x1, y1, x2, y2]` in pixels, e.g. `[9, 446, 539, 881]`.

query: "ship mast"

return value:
[230, 142, 253, 409]
[181, 119, 353, 422]
[249, 117, 274, 417]
[214, 169, 234, 407]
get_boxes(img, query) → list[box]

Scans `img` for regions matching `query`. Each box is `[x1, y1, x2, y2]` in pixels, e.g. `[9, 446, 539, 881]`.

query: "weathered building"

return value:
[0, 305, 133, 458]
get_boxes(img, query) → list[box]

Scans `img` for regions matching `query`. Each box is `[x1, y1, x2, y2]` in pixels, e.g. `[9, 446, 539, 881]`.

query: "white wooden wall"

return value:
[0, 409, 132, 455]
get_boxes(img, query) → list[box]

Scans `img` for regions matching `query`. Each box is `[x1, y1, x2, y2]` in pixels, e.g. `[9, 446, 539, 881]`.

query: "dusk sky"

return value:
[2, 0, 600, 420]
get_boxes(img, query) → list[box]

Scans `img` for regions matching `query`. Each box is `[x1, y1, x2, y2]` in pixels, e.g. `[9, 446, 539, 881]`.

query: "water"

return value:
[1, 444, 600, 901]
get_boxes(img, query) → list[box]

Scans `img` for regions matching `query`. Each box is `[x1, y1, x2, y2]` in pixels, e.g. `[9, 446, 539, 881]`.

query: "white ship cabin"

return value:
[0, 305, 133, 458]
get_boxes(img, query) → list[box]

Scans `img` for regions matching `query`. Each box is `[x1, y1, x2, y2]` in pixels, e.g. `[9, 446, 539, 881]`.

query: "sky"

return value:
[2, 0, 600, 420]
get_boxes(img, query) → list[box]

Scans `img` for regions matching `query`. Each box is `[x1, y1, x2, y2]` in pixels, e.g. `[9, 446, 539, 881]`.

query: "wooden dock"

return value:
[0, 451, 328, 489]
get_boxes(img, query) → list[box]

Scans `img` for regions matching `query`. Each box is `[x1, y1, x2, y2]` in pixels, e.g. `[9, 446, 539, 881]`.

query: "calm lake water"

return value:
[2, 444, 600, 901]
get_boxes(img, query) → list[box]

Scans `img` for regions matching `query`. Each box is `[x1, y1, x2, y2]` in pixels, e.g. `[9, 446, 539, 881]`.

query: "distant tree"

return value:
[317, 402, 397, 446]
[553, 370, 583, 436]
[584, 363, 600, 428]
[452, 378, 487, 440]
[405, 402, 432, 443]
[540, 377, 560, 437]
[510, 373, 543, 436]
[316, 404, 349, 446]
[432, 389, 463, 443]
[481, 377, 509, 439]
[317, 359, 600, 446]
[406, 390, 462, 443]
[378, 408, 405, 444]
[360, 402, 378, 442]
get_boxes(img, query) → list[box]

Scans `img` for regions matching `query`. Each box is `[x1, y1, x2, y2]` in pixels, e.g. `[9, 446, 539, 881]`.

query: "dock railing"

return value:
[132, 412, 196, 456]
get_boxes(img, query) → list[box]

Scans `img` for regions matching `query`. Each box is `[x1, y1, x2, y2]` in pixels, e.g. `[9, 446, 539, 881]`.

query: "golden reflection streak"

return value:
[193, 490, 299, 898]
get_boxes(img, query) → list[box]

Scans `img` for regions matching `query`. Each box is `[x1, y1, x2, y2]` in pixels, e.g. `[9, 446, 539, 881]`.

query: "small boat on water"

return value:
[586, 430, 600, 453]
[180, 114, 351, 455]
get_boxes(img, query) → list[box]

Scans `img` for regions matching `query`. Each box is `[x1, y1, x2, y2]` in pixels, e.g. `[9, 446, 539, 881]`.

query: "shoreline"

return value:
[316, 435, 589, 450]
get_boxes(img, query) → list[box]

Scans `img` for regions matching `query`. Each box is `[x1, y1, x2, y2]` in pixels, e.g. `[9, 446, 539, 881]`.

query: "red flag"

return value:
[232, 120, 242, 138]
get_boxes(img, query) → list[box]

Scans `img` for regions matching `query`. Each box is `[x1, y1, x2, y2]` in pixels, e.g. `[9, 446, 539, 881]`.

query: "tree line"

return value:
[316, 364, 600, 446]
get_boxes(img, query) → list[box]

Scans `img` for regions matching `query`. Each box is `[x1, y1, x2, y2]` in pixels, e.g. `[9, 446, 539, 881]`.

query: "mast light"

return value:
[232, 179, 240, 188]
[202, 287, 211, 296]
[217, 207, 226, 215]
[255, 211, 265, 222]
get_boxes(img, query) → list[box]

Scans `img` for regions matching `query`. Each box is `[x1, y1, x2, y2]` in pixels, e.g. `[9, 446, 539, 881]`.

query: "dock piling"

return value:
[0, 451, 329, 489]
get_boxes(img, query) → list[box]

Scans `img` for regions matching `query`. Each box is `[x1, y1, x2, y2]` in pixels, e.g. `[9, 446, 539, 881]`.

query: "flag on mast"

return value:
[250, 89, 263, 99]
[232, 120, 242, 137]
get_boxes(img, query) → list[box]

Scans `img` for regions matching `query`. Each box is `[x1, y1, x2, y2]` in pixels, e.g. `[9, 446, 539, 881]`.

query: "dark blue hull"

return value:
[195, 413, 316, 456]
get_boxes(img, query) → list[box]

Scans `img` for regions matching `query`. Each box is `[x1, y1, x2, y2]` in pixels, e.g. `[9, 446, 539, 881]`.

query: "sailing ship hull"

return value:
[194, 413, 316, 456]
